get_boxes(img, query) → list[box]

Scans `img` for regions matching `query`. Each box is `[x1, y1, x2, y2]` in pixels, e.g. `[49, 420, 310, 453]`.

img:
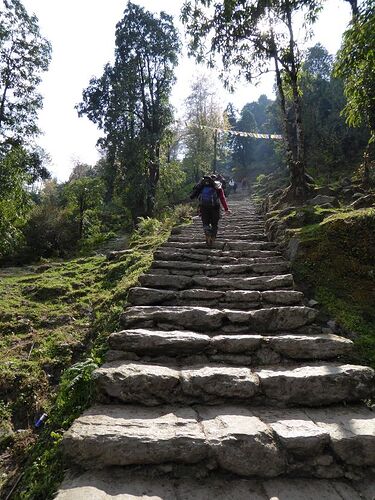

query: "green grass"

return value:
[0, 206, 192, 499]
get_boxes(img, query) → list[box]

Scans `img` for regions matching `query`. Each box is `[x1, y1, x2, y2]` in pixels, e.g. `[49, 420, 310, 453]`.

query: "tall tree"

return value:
[182, 75, 227, 182]
[0, 0, 51, 257]
[334, 0, 375, 186]
[300, 43, 368, 179]
[182, 0, 322, 203]
[77, 2, 180, 216]
[0, 0, 51, 144]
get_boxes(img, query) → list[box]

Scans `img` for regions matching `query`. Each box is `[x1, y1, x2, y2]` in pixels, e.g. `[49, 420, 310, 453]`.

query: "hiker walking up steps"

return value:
[190, 174, 230, 247]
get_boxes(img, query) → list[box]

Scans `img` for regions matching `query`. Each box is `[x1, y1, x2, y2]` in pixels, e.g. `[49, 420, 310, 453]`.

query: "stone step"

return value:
[128, 287, 303, 309]
[155, 247, 282, 260]
[120, 305, 317, 332]
[108, 329, 353, 362]
[154, 249, 283, 264]
[139, 273, 295, 291]
[93, 361, 374, 406]
[181, 226, 266, 234]
[161, 241, 277, 251]
[56, 470, 375, 500]
[150, 260, 290, 277]
[169, 234, 268, 242]
[62, 404, 375, 478]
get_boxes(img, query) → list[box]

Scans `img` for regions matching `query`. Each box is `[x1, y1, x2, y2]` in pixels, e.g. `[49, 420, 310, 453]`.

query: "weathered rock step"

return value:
[120, 305, 317, 332]
[62, 404, 375, 478]
[93, 361, 374, 406]
[128, 287, 303, 308]
[150, 260, 290, 277]
[139, 273, 295, 291]
[154, 251, 282, 265]
[182, 227, 266, 235]
[108, 329, 353, 361]
[55, 469, 375, 500]
[155, 247, 282, 260]
[169, 234, 268, 243]
[161, 241, 277, 251]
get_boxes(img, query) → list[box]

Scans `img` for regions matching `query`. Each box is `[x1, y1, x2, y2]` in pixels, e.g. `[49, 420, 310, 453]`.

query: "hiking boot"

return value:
[205, 234, 213, 247]
[210, 236, 216, 247]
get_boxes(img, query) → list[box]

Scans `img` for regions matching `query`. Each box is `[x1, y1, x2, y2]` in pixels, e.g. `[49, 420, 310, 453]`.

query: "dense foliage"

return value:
[334, 0, 375, 185]
[77, 2, 180, 217]
[0, 0, 51, 259]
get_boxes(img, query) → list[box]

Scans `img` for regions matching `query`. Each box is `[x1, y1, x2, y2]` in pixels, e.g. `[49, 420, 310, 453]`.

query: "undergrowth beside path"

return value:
[0, 207, 192, 500]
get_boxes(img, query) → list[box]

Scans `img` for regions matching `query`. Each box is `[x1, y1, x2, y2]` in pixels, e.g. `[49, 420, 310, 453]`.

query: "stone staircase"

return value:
[56, 198, 375, 499]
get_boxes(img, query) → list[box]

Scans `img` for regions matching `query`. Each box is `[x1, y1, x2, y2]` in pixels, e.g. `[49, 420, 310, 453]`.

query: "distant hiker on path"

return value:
[190, 174, 230, 247]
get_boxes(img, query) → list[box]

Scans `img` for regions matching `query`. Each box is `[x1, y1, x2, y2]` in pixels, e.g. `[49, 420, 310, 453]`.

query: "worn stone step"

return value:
[128, 287, 303, 309]
[120, 305, 317, 332]
[182, 228, 266, 237]
[56, 472, 375, 500]
[161, 241, 277, 251]
[108, 329, 353, 362]
[169, 234, 268, 242]
[150, 260, 290, 277]
[62, 404, 375, 478]
[94, 360, 374, 406]
[155, 247, 282, 260]
[154, 250, 282, 265]
[139, 273, 295, 291]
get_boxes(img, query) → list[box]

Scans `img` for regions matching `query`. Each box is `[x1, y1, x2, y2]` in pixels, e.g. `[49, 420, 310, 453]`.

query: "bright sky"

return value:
[22, 0, 352, 181]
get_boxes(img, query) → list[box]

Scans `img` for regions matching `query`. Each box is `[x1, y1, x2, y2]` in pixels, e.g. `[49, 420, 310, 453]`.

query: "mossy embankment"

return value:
[292, 208, 375, 367]
[0, 207, 191, 499]
[265, 202, 375, 369]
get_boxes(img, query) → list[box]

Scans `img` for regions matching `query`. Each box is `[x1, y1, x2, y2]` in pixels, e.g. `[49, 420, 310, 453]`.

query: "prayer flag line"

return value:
[198, 125, 283, 140]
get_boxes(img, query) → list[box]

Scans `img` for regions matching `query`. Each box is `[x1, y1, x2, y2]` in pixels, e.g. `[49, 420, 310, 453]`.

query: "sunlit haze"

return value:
[22, 0, 352, 181]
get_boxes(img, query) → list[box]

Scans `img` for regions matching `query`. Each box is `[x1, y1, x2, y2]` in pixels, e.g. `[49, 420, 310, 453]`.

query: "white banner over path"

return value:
[199, 125, 283, 140]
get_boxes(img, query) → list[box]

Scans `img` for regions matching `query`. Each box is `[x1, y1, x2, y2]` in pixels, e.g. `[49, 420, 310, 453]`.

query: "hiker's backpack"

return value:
[199, 183, 220, 207]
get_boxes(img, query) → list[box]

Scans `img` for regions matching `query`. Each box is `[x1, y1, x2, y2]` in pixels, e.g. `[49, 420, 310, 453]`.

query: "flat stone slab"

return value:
[139, 273, 295, 291]
[150, 260, 290, 276]
[109, 329, 211, 355]
[169, 233, 268, 242]
[257, 363, 375, 405]
[305, 406, 375, 466]
[94, 361, 260, 405]
[265, 333, 353, 359]
[161, 241, 276, 251]
[191, 274, 295, 291]
[108, 329, 353, 361]
[154, 249, 282, 263]
[156, 248, 281, 259]
[62, 404, 375, 477]
[94, 361, 374, 406]
[128, 287, 303, 307]
[120, 305, 317, 332]
[56, 470, 375, 500]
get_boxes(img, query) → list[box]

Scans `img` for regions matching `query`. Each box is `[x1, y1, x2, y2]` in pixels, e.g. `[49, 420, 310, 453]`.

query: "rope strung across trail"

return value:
[198, 124, 283, 140]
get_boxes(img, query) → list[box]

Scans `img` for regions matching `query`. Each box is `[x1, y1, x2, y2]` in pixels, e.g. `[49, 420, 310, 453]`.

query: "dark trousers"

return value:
[201, 206, 220, 237]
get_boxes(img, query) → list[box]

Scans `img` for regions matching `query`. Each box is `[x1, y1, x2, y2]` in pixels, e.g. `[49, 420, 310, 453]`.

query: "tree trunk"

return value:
[146, 145, 160, 216]
[104, 145, 117, 203]
[361, 141, 374, 189]
[284, 0, 309, 202]
[345, 0, 359, 18]
[272, 51, 294, 165]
